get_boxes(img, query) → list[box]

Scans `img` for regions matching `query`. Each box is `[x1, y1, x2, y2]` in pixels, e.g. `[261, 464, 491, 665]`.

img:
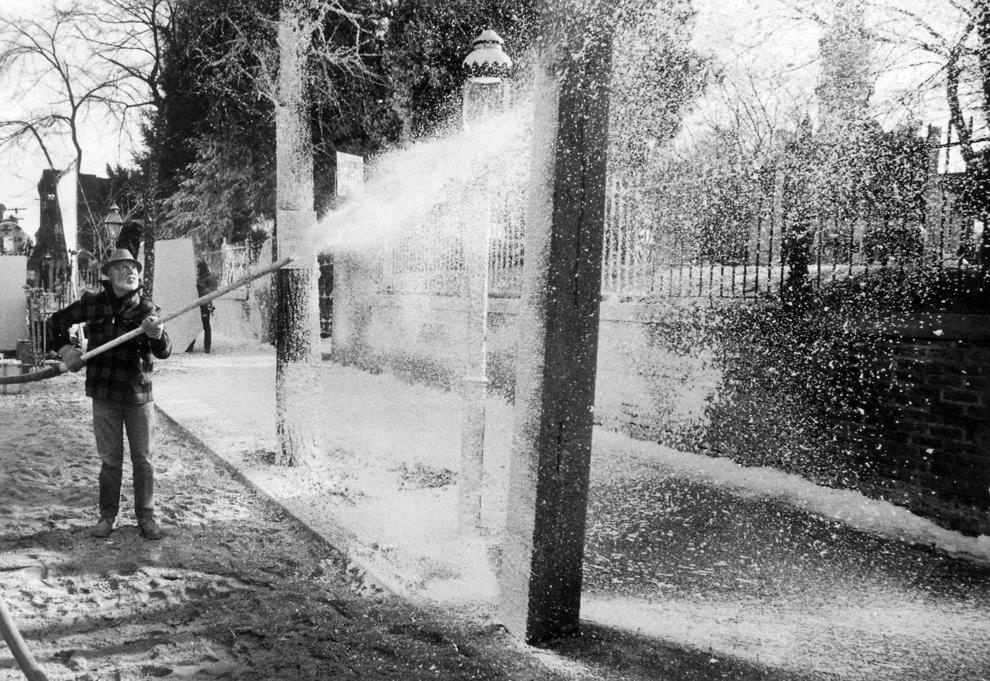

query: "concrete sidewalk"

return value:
[153, 343, 990, 680]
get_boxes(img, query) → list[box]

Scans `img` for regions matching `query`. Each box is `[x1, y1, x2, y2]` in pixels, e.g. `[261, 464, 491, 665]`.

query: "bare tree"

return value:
[77, 0, 175, 294]
[0, 2, 124, 173]
[780, 0, 980, 157]
[81, 0, 172, 114]
[789, 0, 990, 265]
[0, 0, 178, 295]
[854, 1, 978, 158]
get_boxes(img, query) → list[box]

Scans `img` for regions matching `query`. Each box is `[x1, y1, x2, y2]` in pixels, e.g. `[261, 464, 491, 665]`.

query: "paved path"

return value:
[152, 345, 990, 680]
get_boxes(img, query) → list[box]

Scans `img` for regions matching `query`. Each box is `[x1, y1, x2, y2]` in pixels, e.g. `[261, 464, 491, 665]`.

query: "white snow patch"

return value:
[583, 592, 988, 677]
[594, 429, 990, 564]
[154, 348, 990, 679]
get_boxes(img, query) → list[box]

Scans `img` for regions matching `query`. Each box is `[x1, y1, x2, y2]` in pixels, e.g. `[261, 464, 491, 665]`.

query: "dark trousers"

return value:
[92, 398, 156, 520]
[186, 306, 212, 353]
[200, 308, 212, 353]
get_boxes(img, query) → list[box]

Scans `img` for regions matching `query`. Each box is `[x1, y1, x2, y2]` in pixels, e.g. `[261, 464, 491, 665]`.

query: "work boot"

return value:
[138, 517, 164, 540]
[91, 517, 114, 538]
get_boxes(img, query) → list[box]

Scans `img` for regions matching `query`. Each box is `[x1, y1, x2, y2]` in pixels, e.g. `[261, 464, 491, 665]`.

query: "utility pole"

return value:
[498, 4, 613, 643]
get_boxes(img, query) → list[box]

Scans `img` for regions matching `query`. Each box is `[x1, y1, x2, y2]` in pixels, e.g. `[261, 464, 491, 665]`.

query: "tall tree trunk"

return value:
[974, 3, 990, 130]
[275, 1, 321, 466]
[142, 154, 159, 299]
[946, 52, 975, 167]
[972, 3, 990, 273]
[498, 4, 613, 643]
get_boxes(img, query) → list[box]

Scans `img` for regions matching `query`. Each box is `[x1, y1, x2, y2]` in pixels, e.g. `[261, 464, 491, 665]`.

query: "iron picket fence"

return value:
[378, 173, 985, 300]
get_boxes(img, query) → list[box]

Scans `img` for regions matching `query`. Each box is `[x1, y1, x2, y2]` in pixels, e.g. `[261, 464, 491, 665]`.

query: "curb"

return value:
[154, 405, 408, 597]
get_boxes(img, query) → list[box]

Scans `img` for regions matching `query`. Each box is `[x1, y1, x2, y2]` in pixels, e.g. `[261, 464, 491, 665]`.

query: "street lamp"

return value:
[458, 30, 511, 533]
[461, 29, 513, 129]
[102, 204, 124, 255]
[42, 252, 54, 291]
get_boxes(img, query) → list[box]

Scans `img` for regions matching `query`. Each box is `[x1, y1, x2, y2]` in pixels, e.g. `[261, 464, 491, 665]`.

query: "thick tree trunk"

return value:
[143, 235, 156, 299]
[141, 111, 166, 299]
[275, 2, 321, 466]
[498, 9, 612, 643]
[975, 4, 990, 141]
[946, 53, 975, 167]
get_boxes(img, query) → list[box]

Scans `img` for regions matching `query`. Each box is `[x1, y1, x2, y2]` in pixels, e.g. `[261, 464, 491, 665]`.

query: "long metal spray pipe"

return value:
[0, 256, 294, 385]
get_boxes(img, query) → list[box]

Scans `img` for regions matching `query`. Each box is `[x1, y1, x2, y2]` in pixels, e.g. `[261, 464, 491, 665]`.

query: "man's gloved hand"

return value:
[141, 315, 165, 340]
[58, 345, 85, 372]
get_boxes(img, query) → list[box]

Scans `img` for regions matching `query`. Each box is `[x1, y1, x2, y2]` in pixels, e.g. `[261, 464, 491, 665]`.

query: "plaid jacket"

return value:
[48, 283, 172, 404]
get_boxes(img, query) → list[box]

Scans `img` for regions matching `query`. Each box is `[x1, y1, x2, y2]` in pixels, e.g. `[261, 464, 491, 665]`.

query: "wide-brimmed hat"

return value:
[101, 248, 142, 275]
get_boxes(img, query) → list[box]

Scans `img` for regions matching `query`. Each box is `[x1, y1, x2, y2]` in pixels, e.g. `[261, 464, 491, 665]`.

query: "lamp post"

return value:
[461, 29, 513, 130]
[42, 252, 53, 291]
[458, 184, 491, 534]
[458, 29, 512, 533]
[102, 204, 124, 257]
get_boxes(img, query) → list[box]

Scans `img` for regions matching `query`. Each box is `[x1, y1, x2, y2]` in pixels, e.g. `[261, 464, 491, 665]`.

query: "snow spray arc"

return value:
[314, 103, 532, 256]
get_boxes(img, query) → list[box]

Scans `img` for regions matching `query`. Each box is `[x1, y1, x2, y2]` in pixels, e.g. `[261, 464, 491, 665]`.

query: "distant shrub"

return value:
[817, 266, 990, 314]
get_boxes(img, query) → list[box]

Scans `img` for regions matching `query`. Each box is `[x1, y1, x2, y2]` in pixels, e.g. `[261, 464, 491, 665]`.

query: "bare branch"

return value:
[0, 119, 58, 167]
[883, 5, 956, 53]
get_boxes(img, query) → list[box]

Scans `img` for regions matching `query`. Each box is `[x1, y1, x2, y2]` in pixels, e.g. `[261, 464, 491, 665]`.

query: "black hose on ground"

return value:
[0, 364, 62, 386]
[0, 595, 48, 681]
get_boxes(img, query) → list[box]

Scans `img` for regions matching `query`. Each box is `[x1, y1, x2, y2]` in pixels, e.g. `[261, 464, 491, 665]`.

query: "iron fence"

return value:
[194, 173, 982, 303]
[377, 172, 985, 300]
[376, 178, 526, 298]
[599, 178, 983, 299]
[23, 288, 65, 364]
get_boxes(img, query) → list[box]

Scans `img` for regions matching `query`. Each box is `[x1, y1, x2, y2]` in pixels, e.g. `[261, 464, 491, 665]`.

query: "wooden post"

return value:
[275, 1, 321, 465]
[498, 10, 612, 642]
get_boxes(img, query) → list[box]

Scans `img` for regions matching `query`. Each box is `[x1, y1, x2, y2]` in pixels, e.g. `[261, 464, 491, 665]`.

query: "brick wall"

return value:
[841, 315, 990, 535]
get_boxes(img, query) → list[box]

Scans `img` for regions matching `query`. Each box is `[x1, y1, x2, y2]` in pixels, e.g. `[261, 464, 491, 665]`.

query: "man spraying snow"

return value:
[48, 248, 172, 540]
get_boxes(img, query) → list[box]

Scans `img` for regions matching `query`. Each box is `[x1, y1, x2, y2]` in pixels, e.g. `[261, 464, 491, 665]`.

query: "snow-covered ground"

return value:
[153, 338, 990, 680]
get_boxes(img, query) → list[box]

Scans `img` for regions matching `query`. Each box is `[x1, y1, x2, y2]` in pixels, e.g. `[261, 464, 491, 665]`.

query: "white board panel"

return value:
[151, 239, 200, 352]
[0, 256, 27, 351]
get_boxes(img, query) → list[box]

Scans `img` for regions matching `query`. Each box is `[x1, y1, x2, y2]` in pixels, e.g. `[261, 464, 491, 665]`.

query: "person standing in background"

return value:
[186, 260, 218, 353]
